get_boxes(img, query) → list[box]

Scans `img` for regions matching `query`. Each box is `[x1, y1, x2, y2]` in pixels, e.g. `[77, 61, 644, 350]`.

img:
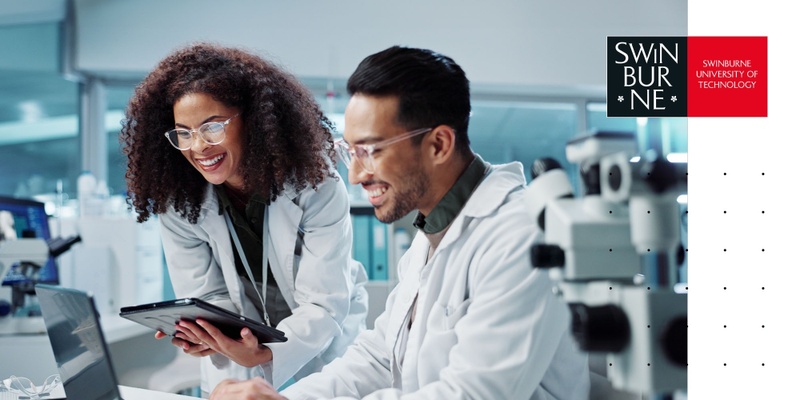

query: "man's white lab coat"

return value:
[282, 162, 590, 400]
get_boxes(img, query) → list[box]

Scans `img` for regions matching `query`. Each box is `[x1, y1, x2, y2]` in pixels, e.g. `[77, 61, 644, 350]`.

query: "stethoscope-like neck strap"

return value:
[223, 208, 270, 326]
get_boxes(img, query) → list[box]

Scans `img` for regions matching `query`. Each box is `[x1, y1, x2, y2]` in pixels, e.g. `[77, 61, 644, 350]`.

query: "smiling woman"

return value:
[171, 94, 244, 189]
[119, 42, 369, 395]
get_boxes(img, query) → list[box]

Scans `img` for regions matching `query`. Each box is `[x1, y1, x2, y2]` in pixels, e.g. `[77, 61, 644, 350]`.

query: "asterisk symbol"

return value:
[617, 96, 624, 102]
[671, 96, 677, 102]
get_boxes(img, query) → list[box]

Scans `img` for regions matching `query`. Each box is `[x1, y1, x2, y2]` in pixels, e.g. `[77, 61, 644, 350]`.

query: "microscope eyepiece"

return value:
[47, 235, 82, 258]
[531, 157, 564, 178]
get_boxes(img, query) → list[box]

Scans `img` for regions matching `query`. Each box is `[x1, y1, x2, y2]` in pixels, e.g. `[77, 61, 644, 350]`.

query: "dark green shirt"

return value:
[214, 186, 274, 285]
[413, 154, 490, 234]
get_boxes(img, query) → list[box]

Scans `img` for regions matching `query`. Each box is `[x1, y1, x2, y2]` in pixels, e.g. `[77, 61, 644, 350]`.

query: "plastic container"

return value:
[94, 180, 110, 216]
[77, 171, 97, 217]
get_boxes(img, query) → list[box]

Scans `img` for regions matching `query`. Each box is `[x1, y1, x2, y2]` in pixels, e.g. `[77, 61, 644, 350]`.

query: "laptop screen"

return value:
[36, 284, 123, 400]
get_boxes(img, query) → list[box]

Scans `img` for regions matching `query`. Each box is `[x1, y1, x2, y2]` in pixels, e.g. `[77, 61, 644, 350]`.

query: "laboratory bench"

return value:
[0, 312, 199, 397]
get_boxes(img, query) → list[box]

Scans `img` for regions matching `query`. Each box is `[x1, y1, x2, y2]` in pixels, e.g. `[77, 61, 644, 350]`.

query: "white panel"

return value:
[688, 1, 792, 397]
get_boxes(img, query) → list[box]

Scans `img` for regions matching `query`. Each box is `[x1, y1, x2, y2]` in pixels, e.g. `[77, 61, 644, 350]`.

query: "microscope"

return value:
[0, 234, 81, 334]
[526, 131, 687, 398]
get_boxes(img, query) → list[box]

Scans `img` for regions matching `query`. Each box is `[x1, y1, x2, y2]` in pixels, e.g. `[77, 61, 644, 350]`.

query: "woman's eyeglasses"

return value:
[164, 114, 239, 150]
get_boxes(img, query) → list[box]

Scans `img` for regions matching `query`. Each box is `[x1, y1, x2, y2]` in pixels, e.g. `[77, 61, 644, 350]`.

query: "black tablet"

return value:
[119, 298, 287, 343]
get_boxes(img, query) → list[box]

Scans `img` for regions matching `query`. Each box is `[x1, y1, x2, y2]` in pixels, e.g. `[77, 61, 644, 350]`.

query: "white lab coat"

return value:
[282, 162, 590, 400]
[159, 170, 368, 393]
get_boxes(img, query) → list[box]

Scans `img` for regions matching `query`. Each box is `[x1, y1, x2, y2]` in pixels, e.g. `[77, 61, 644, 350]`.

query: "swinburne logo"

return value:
[607, 36, 688, 117]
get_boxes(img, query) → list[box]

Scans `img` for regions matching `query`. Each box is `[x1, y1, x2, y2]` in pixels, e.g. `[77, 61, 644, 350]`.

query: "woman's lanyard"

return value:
[223, 208, 271, 326]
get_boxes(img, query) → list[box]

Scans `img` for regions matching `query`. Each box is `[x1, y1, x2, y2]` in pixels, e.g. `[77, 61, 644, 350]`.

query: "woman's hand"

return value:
[174, 319, 274, 367]
[155, 328, 216, 357]
[210, 378, 287, 400]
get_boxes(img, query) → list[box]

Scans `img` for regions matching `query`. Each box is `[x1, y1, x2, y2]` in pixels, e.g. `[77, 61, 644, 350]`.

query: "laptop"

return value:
[35, 284, 125, 400]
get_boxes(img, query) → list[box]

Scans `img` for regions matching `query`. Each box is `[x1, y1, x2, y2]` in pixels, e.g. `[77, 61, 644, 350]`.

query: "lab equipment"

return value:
[77, 170, 100, 218]
[0, 233, 81, 334]
[0, 197, 81, 334]
[526, 131, 687, 398]
[0, 196, 60, 287]
[0, 374, 61, 399]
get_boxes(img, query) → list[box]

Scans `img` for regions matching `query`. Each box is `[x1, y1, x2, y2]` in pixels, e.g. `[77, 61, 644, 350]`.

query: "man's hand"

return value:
[209, 378, 287, 400]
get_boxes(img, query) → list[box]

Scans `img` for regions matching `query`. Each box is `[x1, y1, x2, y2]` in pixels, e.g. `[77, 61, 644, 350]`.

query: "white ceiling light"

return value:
[0, 110, 126, 146]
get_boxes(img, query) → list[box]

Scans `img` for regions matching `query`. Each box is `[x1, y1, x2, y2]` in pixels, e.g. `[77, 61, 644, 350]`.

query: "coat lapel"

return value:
[267, 194, 302, 307]
[197, 197, 246, 312]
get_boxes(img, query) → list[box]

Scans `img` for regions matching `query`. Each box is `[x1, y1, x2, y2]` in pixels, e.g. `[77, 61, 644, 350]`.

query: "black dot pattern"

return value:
[691, 145, 787, 396]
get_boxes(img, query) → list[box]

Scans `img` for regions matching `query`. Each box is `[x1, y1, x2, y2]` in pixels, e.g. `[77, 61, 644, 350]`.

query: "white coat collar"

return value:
[428, 161, 526, 256]
[403, 161, 526, 274]
[460, 161, 526, 218]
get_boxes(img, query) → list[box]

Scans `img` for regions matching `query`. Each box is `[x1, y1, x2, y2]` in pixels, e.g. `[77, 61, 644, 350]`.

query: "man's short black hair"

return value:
[347, 46, 471, 155]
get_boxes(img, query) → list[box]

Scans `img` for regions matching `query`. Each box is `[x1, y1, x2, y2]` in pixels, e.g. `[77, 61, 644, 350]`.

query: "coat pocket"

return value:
[442, 298, 472, 329]
[417, 298, 473, 382]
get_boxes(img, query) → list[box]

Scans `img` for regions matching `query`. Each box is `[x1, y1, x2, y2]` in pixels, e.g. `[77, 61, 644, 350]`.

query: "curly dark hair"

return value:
[120, 42, 337, 224]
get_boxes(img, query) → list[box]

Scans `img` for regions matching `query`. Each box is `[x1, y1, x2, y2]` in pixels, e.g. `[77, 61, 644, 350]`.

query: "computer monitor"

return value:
[0, 195, 59, 285]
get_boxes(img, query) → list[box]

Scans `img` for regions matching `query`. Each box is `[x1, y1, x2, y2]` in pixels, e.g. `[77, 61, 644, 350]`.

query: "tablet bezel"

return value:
[119, 298, 287, 343]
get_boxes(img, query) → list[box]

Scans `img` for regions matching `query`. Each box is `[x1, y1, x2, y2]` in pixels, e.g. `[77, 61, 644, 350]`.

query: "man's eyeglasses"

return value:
[334, 127, 432, 174]
[164, 114, 239, 150]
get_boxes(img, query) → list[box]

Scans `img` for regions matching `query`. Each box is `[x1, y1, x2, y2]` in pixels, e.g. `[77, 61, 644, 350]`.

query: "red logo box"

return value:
[687, 36, 767, 117]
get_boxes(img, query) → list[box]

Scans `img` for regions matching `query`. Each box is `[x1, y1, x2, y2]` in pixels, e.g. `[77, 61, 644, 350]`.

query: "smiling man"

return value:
[210, 45, 590, 400]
